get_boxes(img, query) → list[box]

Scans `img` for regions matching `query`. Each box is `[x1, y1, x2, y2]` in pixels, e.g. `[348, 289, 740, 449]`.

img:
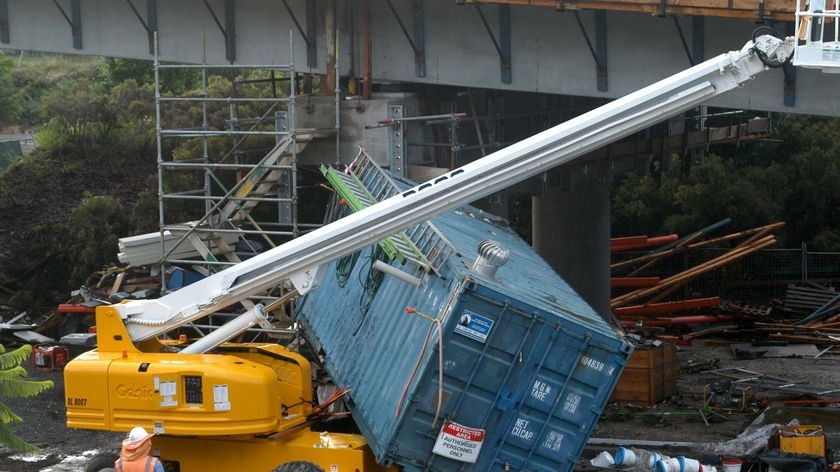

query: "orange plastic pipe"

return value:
[611, 234, 679, 252]
[610, 277, 661, 288]
[619, 315, 733, 326]
[610, 235, 648, 246]
[613, 297, 721, 316]
[56, 304, 95, 314]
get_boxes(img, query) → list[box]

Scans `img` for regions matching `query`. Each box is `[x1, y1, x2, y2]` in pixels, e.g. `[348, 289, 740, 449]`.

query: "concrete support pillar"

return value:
[532, 161, 611, 317]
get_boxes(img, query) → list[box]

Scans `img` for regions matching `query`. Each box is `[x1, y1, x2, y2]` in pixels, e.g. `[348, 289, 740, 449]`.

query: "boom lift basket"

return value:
[794, 0, 840, 71]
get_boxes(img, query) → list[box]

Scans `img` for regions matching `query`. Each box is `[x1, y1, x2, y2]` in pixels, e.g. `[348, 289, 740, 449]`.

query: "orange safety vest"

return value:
[114, 455, 162, 472]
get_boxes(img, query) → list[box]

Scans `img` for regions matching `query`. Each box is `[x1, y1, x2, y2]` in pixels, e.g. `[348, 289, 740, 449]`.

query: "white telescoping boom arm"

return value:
[116, 35, 794, 343]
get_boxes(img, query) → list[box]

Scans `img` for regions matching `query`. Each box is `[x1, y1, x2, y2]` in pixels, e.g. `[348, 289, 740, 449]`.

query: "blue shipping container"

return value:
[296, 205, 632, 472]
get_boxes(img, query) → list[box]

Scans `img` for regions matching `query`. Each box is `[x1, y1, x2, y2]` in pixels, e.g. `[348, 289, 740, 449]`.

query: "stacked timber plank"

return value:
[754, 321, 840, 346]
[611, 221, 784, 341]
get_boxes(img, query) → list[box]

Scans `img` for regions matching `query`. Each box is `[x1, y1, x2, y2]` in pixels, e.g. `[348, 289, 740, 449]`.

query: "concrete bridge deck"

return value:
[0, 0, 836, 116]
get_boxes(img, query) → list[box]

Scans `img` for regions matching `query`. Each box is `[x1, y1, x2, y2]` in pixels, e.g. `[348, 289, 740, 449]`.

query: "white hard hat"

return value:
[128, 426, 152, 443]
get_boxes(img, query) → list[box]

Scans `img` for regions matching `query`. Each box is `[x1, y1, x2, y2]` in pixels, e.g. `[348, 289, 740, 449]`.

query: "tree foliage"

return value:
[101, 58, 199, 95]
[38, 78, 154, 154]
[0, 344, 53, 453]
[70, 194, 130, 284]
[0, 52, 15, 121]
[0, 53, 293, 313]
[611, 114, 840, 251]
[0, 55, 156, 311]
[5, 54, 102, 124]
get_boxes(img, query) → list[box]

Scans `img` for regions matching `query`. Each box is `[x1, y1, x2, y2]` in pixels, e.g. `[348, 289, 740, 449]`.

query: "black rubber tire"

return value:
[272, 461, 325, 472]
[84, 451, 119, 472]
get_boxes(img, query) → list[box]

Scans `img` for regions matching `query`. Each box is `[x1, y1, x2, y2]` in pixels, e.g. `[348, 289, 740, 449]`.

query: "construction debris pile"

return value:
[591, 447, 720, 472]
[0, 263, 293, 353]
[604, 220, 839, 471]
[611, 219, 840, 350]
[591, 421, 832, 472]
[0, 266, 152, 344]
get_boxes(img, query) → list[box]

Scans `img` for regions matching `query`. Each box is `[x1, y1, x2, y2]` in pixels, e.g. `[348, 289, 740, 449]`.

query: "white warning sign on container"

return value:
[432, 420, 485, 463]
[454, 310, 494, 343]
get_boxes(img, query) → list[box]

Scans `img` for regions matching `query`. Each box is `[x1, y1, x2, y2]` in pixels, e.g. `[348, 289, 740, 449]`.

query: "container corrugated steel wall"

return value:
[295, 205, 631, 472]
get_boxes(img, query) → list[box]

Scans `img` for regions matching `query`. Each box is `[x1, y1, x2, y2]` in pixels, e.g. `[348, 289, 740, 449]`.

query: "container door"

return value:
[389, 284, 627, 472]
[477, 315, 627, 472]
[394, 287, 546, 471]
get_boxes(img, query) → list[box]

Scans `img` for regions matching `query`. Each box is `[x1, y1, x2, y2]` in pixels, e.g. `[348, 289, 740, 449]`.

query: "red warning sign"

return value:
[432, 420, 485, 463]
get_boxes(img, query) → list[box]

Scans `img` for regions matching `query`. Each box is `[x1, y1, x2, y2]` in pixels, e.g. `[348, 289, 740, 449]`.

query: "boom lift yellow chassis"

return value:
[66, 306, 392, 471]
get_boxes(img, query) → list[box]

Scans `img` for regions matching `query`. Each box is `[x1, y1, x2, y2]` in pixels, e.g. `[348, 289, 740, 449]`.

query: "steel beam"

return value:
[500, 4, 511, 83]
[784, 21, 795, 106]
[325, 0, 336, 93]
[306, 0, 317, 67]
[225, 0, 236, 63]
[0, 0, 8, 44]
[202, 0, 226, 37]
[71, 0, 81, 49]
[148, 0, 158, 54]
[202, 0, 235, 62]
[52, 0, 83, 49]
[475, 4, 512, 84]
[281, 0, 315, 68]
[692, 16, 704, 63]
[384, 0, 426, 77]
[783, 63, 795, 107]
[362, 0, 371, 98]
[673, 16, 693, 65]
[595, 11, 606, 91]
[413, 0, 426, 77]
[573, 11, 607, 91]
[125, 0, 157, 54]
[673, 16, 704, 66]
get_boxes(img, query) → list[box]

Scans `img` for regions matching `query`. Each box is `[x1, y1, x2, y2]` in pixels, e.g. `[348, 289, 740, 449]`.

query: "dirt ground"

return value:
[0, 343, 836, 471]
[590, 343, 840, 464]
[0, 364, 120, 472]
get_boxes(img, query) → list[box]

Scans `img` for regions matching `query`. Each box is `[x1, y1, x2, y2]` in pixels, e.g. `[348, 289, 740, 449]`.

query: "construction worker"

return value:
[114, 426, 164, 472]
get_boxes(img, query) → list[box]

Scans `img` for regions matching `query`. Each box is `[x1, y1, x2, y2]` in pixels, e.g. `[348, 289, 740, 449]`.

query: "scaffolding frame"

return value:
[150, 32, 339, 338]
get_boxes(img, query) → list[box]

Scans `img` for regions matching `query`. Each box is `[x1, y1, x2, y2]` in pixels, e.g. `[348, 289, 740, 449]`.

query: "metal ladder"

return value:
[321, 149, 454, 276]
[162, 136, 298, 270]
[218, 134, 309, 226]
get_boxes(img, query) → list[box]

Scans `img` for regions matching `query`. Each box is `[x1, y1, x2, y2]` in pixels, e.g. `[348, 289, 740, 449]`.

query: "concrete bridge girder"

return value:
[2, 0, 839, 116]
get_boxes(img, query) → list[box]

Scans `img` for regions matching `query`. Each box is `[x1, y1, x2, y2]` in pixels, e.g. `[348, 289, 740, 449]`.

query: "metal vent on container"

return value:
[472, 240, 510, 279]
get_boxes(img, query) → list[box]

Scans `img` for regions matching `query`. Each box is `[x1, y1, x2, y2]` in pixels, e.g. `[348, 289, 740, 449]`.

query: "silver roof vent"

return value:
[472, 240, 510, 279]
